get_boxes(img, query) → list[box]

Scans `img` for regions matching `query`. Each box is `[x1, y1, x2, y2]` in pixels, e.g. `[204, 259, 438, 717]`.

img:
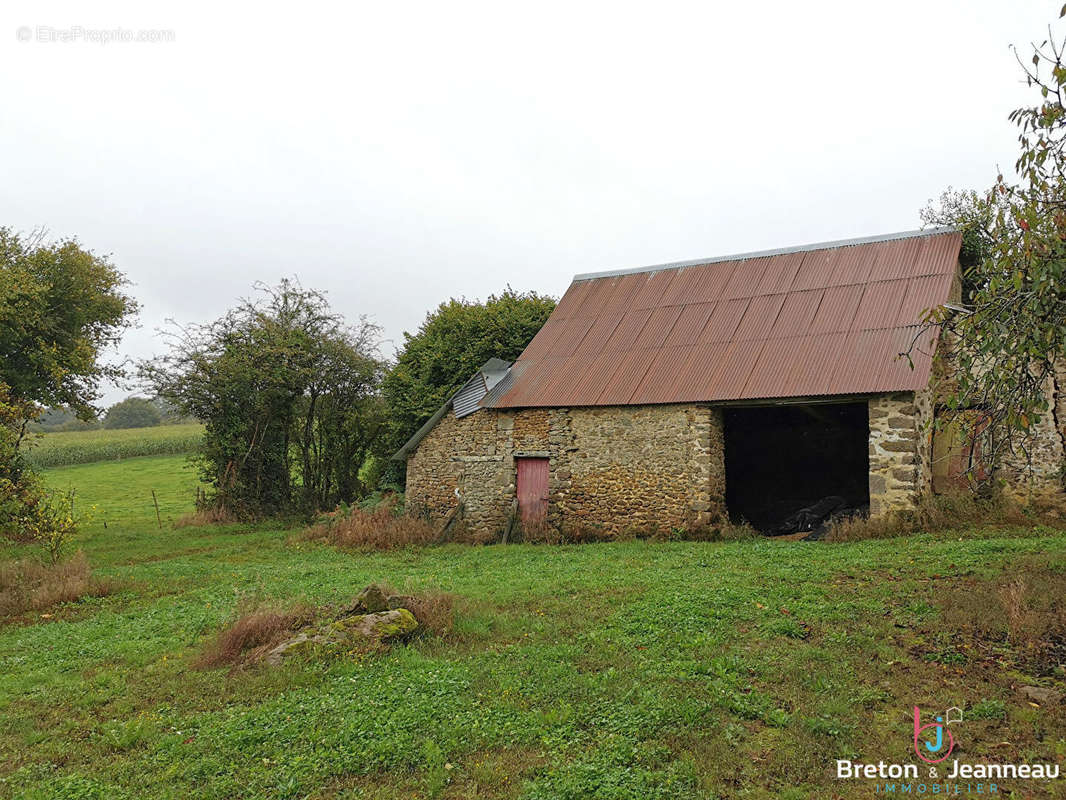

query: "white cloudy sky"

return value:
[0, 1, 1059, 406]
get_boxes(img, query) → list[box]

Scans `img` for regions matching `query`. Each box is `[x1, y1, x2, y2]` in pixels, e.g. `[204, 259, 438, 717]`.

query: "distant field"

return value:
[41, 454, 203, 532]
[24, 423, 204, 468]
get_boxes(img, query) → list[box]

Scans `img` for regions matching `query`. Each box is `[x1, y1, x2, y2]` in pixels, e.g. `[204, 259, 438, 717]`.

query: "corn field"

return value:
[25, 424, 204, 468]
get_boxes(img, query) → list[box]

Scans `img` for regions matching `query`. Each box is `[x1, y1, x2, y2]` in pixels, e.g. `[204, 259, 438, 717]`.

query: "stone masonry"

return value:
[407, 383, 1066, 536]
[405, 403, 727, 540]
[868, 392, 923, 517]
[996, 370, 1065, 490]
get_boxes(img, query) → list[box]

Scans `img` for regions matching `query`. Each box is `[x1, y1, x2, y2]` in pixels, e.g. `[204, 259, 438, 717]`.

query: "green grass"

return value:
[23, 424, 204, 469]
[0, 462, 1063, 799]
[41, 455, 203, 532]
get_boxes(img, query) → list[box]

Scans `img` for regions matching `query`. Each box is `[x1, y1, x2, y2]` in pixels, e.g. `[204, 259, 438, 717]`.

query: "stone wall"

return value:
[554, 405, 725, 537]
[404, 409, 513, 538]
[868, 392, 923, 517]
[405, 402, 727, 539]
[996, 370, 1065, 490]
[408, 382, 1064, 534]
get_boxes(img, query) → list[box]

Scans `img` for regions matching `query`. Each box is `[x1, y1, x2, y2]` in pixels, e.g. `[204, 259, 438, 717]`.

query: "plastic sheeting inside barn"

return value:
[723, 403, 870, 532]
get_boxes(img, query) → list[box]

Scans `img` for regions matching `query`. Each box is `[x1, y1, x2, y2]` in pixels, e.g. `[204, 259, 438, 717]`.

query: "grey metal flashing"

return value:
[479, 362, 519, 408]
[571, 227, 958, 282]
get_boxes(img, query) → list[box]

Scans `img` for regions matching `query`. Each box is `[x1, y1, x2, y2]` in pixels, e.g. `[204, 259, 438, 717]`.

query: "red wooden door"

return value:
[516, 457, 549, 525]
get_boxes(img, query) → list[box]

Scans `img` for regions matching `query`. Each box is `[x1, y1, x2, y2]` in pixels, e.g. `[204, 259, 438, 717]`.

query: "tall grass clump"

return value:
[25, 424, 204, 468]
[825, 488, 1066, 541]
[173, 504, 240, 529]
[302, 500, 439, 550]
[370, 582, 457, 638]
[195, 600, 314, 670]
[0, 551, 115, 621]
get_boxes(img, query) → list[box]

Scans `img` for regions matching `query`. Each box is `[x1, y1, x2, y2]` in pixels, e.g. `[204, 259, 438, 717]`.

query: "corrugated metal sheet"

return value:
[453, 357, 512, 418]
[488, 228, 962, 408]
[452, 374, 488, 418]
[664, 302, 717, 347]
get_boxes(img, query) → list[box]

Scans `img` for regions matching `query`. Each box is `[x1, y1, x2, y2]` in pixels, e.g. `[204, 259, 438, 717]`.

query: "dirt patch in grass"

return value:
[934, 559, 1066, 676]
[821, 557, 1066, 798]
[0, 551, 116, 622]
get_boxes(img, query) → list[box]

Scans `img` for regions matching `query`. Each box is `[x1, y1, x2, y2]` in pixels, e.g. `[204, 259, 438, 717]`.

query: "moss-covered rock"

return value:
[349, 584, 389, 613]
[265, 608, 419, 666]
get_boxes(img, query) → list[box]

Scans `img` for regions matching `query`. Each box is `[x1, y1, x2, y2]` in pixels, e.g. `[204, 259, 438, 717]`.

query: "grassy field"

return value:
[0, 459, 1063, 799]
[42, 455, 204, 532]
[24, 424, 204, 469]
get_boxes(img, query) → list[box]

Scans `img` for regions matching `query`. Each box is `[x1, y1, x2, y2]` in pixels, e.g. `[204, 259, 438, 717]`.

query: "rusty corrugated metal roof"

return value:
[488, 228, 962, 408]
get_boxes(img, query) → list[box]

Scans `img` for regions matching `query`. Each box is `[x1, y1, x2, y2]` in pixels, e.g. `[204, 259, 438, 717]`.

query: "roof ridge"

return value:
[572, 227, 958, 282]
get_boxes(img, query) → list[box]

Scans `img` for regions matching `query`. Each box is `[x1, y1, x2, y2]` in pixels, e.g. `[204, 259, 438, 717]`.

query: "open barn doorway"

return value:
[723, 402, 870, 534]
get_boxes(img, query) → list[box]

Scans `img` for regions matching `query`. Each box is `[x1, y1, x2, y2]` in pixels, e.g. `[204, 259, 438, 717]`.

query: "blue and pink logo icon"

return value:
[913, 706, 956, 763]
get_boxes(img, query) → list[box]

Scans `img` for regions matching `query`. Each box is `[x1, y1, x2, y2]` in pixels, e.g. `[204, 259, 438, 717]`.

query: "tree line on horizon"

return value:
[32, 396, 195, 433]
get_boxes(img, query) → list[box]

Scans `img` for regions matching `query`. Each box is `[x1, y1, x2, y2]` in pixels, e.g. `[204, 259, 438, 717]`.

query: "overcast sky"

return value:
[1, 1, 1060, 406]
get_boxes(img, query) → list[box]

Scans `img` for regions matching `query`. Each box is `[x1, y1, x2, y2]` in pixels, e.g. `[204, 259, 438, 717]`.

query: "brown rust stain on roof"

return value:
[490, 229, 962, 408]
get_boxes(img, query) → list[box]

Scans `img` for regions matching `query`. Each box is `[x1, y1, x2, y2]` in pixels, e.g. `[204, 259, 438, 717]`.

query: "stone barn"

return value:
[395, 228, 1066, 537]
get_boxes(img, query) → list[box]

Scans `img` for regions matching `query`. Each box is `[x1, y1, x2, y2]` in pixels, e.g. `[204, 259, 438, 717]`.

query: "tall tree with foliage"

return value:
[104, 397, 162, 429]
[0, 229, 138, 419]
[143, 281, 385, 518]
[0, 228, 137, 538]
[921, 15, 1066, 479]
[381, 288, 555, 474]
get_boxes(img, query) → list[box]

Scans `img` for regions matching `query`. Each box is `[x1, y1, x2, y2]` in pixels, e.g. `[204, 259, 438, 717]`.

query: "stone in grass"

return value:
[265, 609, 418, 666]
[1020, 685, 1063, 706]
[386, 594, 417, 610]
[345, 584, 389, 614]
[336, 608, 418, 640]
[265, 632, 329, 665]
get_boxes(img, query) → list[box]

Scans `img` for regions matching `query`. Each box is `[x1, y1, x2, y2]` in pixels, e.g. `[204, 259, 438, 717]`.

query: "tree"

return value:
[104, 397, 163, 429]
[142, 281, 385, 518]
[0, 384, 47, 539]
[381, 288, 555, 479]
[0, 229, 138, 420]
[0, 229, 136, 540]
[920, 17, 1066, 480]
[150, 397, 195, 425]
[29, 407, 100, 433]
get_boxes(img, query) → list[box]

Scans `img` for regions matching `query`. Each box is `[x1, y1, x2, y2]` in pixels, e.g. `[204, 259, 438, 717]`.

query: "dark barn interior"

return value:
[723, 402, 870, 532]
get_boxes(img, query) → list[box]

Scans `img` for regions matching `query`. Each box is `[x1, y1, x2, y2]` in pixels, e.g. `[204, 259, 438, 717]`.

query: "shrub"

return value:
[142, 281, 386, 519]
[196, 601, 314, 670]
[0, 551, 114, 620]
